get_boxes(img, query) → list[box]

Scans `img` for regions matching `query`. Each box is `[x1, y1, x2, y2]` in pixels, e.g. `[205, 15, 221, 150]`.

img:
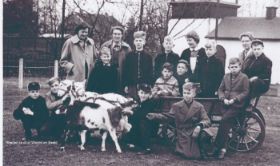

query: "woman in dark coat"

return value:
[180, 31, 207, 83]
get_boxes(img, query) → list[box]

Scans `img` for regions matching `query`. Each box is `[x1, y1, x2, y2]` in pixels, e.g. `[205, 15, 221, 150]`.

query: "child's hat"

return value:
[178, 59, 189, 67]
[138, 84, 151, 93]
[251, 39, 264, 47]
[28, 82, 40, 91]
[133, 31, 146, 40]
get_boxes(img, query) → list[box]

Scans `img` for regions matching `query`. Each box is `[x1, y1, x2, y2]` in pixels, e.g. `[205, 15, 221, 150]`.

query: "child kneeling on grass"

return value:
[13, 82, 49, 140]
[147, 82, 213, 159]
[125, 84, 158, 154]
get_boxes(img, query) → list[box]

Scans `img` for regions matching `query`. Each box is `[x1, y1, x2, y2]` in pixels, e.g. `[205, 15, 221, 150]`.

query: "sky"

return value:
[47, 0, 280, 26]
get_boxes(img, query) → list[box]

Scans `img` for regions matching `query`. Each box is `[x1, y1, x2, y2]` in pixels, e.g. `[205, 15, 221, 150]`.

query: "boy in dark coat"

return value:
[125, 84, 158, 154]
[147, 82, 212, 159]
[199, 40, 224, 97]
[180, 31, 207, 83]
[174, 59, 192, 96]
[213, 57, 250, 159]
[241, 39, 272, 99]
[123, 31, 153, 99]
[154, 35, 179, 79]
[13, 82, 49, 140]
[86, 47, 118, 93]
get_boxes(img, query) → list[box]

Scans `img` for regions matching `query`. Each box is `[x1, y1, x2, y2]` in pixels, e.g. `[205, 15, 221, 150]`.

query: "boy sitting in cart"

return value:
[212, 57, 250, 159]
[147, 82, 212, 160]
[151, 62, 180, 98]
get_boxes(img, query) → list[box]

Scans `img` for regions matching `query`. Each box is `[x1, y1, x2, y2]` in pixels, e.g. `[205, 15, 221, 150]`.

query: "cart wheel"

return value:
[253, 108, 266, 125]
[228, 112, 265, 152]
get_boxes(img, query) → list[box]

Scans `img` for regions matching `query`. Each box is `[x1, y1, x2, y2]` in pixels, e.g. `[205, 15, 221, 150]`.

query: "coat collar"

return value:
[70, 35, 94, 45]
[177, 100, 199, 119]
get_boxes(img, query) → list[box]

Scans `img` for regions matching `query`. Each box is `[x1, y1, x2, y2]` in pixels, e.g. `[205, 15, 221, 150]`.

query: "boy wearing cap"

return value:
[180, 31, 207, 83]
[154, 35, 179, 79]
[241, 39, 272, 99]
[147, 82, 212, 159]
[212, 57, 250, 159]
[152, 62, 180, 98]
[199, 40, 224, 97]
[123, 31, 153, 99]
[125, 84, 158, 154]
[175, 59, 192, 96]
[13, 82, 49, 140]
[86, 47, 118, 93]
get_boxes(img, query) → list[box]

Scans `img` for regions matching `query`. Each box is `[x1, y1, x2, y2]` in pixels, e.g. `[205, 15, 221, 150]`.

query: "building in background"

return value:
[168, 0, 280, 84]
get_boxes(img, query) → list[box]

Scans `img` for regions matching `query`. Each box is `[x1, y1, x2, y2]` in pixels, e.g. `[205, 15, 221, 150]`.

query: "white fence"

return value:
[17, 58, 59, 89]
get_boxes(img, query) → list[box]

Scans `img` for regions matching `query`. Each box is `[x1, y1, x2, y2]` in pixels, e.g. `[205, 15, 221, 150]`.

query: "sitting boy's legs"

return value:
[21, 115, 35, 140]
[249, 78, 267, 99]
[213, 109, 239, 158]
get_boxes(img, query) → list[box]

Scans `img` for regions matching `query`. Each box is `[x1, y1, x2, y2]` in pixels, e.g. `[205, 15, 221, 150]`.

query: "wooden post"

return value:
[18, 58, 23, 89]
[54, 60, 59, 77]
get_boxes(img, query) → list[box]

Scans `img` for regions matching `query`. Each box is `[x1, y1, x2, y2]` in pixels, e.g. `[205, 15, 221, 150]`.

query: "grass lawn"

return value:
[3, 77, 280, 166]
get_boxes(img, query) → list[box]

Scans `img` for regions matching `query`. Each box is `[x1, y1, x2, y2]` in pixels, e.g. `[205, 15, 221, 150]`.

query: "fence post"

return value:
[18, 58, 23, 89]
[54, 60, 59, 77]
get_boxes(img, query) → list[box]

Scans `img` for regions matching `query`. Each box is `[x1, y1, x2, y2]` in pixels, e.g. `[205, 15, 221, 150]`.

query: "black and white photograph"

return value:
[2, 0, 280, 165]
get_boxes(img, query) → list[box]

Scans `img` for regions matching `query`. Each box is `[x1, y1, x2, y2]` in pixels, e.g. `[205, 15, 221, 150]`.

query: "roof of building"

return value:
[206, 17, 280, 40]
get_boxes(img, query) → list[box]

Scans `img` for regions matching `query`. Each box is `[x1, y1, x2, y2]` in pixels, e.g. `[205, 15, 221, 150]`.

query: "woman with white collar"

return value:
[180, 31, 207, 83]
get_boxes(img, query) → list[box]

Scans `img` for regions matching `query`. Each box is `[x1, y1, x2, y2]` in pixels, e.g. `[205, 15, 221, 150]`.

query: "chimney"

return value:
[266, 6, 278, 19]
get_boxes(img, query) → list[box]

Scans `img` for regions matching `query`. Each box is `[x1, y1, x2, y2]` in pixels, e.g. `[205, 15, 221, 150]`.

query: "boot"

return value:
[200, 150, 210, 160]
[217, 148, 226, 159]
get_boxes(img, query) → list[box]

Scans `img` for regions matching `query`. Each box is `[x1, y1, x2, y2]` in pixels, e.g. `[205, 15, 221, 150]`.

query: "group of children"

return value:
[13, 29, 269, 160]
[85, 31, 224, 100]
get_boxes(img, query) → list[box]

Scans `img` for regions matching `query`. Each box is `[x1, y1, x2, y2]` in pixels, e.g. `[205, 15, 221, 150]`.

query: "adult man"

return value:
[60, 23, 97, 81]
[101, 26, 131, 90]
[239, 32, 254, 64]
